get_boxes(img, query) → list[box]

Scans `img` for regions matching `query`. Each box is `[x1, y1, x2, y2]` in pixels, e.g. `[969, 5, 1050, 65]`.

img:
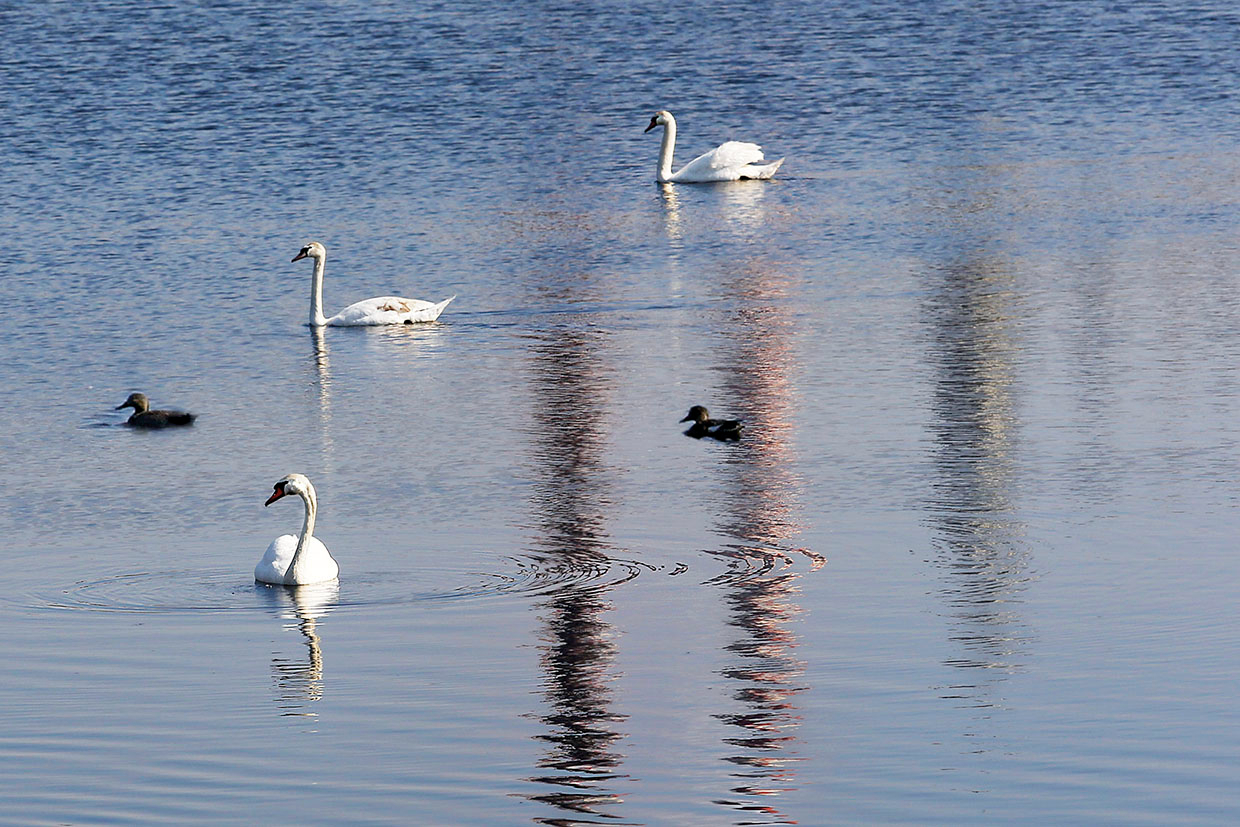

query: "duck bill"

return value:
[679, 414, 693, 422]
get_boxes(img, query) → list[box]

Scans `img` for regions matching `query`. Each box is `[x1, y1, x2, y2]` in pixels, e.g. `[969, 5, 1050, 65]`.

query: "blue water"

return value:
[3, 1, 1240, 823]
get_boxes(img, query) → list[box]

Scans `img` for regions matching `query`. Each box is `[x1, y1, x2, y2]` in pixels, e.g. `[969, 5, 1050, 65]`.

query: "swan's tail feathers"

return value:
[744, 157, 785, 180]
[423, 295, 455, 322]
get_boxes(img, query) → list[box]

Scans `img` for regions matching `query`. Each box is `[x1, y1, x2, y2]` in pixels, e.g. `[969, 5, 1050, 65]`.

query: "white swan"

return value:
[292, 241, 454, 326]
[256, 473, 340, 586]
[644, 110, 784, 183]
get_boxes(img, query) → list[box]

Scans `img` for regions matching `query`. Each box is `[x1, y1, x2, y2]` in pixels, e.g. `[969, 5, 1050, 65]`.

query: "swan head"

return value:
[680, 405, 710, 424]
[116, 392, 150, 413]
[645, 110, 674, 133]
[291, 241, 326, 264]
[266, 473, 315, 506]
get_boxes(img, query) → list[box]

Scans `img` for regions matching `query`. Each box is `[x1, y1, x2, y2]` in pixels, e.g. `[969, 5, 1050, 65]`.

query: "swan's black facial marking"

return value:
[265, 480, 288, 506]
[645, 116, 660, 133]
[291, 246, 310, 263]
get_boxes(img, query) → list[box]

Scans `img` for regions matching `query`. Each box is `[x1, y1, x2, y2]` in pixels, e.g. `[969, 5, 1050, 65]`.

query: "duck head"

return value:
[116, 392, 150, 413]
[680, 405, 710, 423]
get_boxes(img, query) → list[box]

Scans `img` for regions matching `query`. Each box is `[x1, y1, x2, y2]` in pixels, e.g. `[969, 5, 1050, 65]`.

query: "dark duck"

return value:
[680, 405, 743, 441]
[116, 392, 196, 428]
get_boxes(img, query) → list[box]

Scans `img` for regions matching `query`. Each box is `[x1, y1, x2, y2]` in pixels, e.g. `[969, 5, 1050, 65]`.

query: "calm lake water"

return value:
[3, 1, 1240, 823]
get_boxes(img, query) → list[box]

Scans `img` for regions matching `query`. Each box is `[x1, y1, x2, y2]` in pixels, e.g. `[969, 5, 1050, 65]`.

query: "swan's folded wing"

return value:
[674, 141, 768, 182]
[706, 141, 766, 169]
[255, 534, 297, 583]
[328, 295, 454, 326]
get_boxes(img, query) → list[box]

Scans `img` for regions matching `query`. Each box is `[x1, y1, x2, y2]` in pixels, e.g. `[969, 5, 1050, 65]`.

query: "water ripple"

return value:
[32, 552, 679, 614]
[702, 543, 826, 587]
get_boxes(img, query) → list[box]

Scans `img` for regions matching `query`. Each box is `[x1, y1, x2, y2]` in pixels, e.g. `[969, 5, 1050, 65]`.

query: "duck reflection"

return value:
[256, 581, 339, 719]
[922, 253, 1032, 700]
[521, 320, 630, 822]
[706, 260, 818, 825]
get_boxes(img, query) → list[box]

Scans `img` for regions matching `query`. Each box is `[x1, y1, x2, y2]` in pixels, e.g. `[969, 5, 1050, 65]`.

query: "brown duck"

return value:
[680, 405, 743, 441]
[115, 393, 196, 428]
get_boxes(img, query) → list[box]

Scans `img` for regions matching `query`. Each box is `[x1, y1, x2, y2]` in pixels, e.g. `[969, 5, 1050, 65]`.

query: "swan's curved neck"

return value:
[657, 117, 677, 183]
[309, 255, 329, 327]
[286, 487, 318, 585]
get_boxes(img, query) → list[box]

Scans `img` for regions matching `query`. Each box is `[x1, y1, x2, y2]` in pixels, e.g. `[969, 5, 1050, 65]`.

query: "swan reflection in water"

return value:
[309, 326, 335, 459]
[309, 322, 447, 460]
[368, 314, 451, 351]
[706, 259, 819, 825]
[256, 581, 339, 719]
[659, 183, 684, 242]
[659, 177, 772, 244]
[719, 179, 771, 232]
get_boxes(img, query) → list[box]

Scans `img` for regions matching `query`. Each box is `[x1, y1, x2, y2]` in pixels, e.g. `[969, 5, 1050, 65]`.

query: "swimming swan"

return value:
[292, 241, 454, 326]
[645, 110, 784, 183]
[256, 473, 340, 586]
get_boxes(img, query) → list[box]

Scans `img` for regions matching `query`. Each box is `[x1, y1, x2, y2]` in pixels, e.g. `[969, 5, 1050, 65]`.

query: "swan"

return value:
[115, 392, 195, 428]
[256, 473, 340, 586]
[645, 110, 784, 183]
[292, 241, 454, 326]
[680, 405, 744, 441]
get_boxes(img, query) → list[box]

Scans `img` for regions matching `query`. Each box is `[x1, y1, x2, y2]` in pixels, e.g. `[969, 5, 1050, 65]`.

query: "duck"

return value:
[115, 392, 195, 428]
[680, 405, 744, 441]
[645, 110, 784, 183]
[292, 241, 454, 326]
[256, 474, 340, 586]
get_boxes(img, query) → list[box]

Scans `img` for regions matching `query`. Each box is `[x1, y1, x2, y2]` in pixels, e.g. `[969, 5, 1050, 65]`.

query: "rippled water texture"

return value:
[3, 1, 1240, 824]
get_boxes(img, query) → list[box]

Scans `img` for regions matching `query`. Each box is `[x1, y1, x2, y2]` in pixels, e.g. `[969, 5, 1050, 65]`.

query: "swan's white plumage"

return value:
[255, 534, 338, 585]
[327, 294, 455, 326]
[646, 110, 784, 184]
[673, 140, 781, 182]
[257, 473, 340, 586]
[293, 241, 454, 327]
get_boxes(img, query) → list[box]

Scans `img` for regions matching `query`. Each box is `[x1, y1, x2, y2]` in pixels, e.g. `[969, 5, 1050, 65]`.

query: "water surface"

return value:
[2, 1, 1240, 823]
